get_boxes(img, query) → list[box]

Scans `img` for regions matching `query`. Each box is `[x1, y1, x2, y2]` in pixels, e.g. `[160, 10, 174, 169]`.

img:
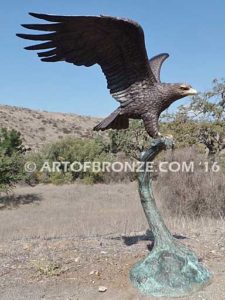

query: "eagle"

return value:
[17, 13, 197, 138]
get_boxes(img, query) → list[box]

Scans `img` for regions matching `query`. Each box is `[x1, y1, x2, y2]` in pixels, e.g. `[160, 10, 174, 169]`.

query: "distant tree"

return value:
[180, 78, 225, 157]
[0, 128, 25, 194]
[109, 120, 149, 159]
[0, 128, 25, 155]
[160, 109, 199, 148]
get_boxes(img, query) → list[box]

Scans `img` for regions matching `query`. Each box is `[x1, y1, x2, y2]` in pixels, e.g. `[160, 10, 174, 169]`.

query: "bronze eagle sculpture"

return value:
[17, 13, 197, 138]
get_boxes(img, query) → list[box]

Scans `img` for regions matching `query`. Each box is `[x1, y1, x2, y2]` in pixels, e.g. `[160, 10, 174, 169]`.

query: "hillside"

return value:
[0, 105, 102, 149]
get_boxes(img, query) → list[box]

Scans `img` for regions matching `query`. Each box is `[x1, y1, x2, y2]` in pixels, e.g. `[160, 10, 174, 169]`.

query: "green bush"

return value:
[27, 137, 115, 184]
[0, 128, 26, 193]
[49, 172, 73, 185]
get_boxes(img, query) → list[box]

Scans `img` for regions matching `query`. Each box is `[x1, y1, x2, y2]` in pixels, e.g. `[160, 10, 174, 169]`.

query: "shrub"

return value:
[155, 148, 225, 218]
[26, 137, 115, 184]
[0, 128, 26, 194]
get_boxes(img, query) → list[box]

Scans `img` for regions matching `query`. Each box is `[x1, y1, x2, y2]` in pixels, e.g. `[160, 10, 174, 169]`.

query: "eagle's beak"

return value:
[187, 88, 198, 95]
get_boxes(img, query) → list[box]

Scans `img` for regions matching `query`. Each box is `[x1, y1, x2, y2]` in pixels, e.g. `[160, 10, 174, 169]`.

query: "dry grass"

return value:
[0, 182, 225, 300]
[0, 183, 145, 241]
[155, 148, 225, 218]
[1, 182, 224, 243]
[31, 259, 63, 277]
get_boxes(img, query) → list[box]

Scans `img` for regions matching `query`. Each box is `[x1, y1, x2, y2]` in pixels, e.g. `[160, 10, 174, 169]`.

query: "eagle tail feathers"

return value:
[94, 108, 129, 131]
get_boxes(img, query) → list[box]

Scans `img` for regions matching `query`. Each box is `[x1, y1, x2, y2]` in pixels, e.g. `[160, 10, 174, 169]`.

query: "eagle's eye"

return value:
[180, 84, 190, 91]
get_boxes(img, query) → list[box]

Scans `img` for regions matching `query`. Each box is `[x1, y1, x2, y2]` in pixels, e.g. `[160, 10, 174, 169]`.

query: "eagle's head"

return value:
[173, 83, 198, 98]
[159, 83, 198, 111]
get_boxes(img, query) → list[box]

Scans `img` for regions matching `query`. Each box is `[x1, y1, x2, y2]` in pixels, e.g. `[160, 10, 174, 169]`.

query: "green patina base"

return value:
[130, 137, 212, 297]
[130, 241, 212, 297]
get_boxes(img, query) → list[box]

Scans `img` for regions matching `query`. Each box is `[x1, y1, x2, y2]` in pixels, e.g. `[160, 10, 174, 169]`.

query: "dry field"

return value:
[0, 183, 225, 300]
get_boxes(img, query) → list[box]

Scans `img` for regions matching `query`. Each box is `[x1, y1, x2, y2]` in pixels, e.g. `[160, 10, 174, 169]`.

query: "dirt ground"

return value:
[0, 183, 225, 300]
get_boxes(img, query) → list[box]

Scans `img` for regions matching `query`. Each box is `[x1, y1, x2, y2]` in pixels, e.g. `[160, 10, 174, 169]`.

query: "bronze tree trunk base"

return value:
[130, 137, 212, 297]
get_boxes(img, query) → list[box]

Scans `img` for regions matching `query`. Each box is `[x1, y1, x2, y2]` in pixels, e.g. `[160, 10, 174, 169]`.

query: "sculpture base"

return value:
[130, 241, 212, 298]
[130, 137, 212, 297]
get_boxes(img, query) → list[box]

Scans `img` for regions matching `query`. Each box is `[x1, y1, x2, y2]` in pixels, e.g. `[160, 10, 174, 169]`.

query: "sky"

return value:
[0, 0, 224, 117]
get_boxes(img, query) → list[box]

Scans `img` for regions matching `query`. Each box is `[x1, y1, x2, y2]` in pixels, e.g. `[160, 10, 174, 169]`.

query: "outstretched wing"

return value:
[149, 53, 169, 82]
[17, 13, 157, 104]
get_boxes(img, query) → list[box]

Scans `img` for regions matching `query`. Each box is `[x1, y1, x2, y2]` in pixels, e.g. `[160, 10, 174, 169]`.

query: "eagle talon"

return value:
[164, 134, 174, 140]
[154, 132, 174, 141]
[150, 133, 174, 151]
